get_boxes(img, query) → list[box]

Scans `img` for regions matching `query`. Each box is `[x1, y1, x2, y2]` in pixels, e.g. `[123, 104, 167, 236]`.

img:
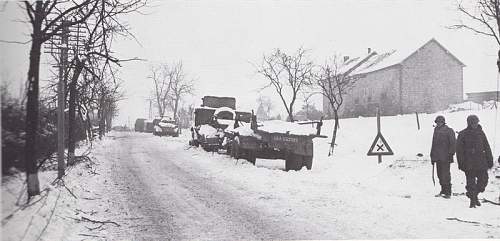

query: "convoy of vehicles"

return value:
[188, 95, 324, 171]
[134, 95, 324, 171]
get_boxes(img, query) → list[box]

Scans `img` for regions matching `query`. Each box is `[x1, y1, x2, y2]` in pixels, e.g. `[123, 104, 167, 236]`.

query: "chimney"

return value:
[368, 48, 371, 54]
[343, 56, 349, 62]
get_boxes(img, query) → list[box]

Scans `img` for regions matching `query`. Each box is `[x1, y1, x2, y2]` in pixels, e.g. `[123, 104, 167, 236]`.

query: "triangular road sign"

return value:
[367, 132, 393, 156]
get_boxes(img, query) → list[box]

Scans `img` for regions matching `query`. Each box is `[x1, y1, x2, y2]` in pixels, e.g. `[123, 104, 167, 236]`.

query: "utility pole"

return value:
[144, 97, 154, 119]
[149, 99, 152, 119]
[44, 19, 85, 179]
[57, 21, 68, 178]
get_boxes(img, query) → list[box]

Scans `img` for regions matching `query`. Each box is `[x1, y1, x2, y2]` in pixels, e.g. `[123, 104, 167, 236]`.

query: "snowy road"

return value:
[98, 132, 309, 240]
[4, 111, 500, 240]
[84, 130, 500, 240]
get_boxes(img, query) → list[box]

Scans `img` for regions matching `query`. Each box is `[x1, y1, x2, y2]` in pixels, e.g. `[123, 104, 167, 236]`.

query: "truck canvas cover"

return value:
[202, 96, 236, 109]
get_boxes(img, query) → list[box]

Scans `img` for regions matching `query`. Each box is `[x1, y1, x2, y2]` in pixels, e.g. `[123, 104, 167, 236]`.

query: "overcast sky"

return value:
[1, 0, 499, 126]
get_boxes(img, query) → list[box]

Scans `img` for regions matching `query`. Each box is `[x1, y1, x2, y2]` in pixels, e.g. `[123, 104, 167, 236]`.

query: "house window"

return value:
[354, 98, 359, 104]
[367, 95, 372, 102]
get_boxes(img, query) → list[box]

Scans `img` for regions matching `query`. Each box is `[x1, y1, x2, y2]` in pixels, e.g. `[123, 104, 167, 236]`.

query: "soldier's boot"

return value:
[435, 186, 445, 197]
[474, 196, 481, 207]
[443, 184, 451, 199]
[469, 198, 476, 208]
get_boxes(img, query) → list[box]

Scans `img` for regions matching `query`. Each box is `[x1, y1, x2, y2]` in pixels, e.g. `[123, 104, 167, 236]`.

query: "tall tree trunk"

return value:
[173, 96, 179, 121]
[67, 59, 84, 165]
[329, 110, 339, 156]
[106, 103, 112, 132]
[25, 2, 43, 198]
[98, 98, 105, 139]
[85, 107, 93, 141]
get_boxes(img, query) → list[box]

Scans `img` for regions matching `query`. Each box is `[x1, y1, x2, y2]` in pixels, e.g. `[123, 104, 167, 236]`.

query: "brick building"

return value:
[323, 39, 465, 118]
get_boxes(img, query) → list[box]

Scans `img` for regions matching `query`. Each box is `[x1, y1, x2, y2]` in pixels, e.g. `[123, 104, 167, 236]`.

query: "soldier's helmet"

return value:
[466, 115, 479, 126]
[434, 115, 445, 124]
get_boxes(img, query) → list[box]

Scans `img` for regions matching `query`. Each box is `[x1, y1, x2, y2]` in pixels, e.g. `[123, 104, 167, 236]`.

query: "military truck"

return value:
[228, 117, 324, 171]
[134, 118, 146, 132]
[153, 117, 180, 137]
[189, 96, 251, 151]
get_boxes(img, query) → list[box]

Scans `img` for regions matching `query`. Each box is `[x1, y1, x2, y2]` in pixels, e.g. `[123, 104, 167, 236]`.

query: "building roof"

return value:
[348, 38, 465, 76]
[466, 91, 500, 103]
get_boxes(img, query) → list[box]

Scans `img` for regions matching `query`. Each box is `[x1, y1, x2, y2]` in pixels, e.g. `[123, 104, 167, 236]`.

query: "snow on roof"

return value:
[445, 101, 484, 112]
[349, 38, 464, 75]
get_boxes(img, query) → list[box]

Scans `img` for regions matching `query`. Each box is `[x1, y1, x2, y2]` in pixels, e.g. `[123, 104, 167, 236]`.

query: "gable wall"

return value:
[400, 40, 463, 113]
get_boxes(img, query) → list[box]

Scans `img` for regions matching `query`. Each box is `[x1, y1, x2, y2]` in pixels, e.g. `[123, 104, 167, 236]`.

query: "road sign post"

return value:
[367, 108, 393, 163]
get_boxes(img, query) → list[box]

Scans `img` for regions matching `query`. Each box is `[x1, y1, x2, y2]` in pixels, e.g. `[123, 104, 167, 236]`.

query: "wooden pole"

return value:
[57, 21, 68, 179]
[377, 107, 380, 133]
[377, 108, 382, 164]
[415, 112, 420, 130]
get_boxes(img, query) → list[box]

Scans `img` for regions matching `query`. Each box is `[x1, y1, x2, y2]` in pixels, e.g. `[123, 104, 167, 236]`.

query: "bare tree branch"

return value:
[257, 48, 313, 122]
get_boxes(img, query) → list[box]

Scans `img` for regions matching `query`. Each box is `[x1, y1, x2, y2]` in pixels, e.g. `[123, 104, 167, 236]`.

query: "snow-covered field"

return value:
[2, 107, 500, 240]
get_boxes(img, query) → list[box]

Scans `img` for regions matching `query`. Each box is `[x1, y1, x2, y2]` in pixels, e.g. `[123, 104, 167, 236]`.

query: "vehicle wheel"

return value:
[246, 150, 256, 165]
[303, 156, 313, 170]
[285, 154, 301, 171]
[231, 141, 240, 159]
[202, 145, 211, 152]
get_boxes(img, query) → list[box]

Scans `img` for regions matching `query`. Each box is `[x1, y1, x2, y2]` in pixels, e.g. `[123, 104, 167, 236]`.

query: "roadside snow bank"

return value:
[1, 137, 117, 241]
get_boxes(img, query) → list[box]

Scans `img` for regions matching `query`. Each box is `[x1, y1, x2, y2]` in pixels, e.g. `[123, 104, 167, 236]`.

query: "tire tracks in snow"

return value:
[105, 132, 300, 240]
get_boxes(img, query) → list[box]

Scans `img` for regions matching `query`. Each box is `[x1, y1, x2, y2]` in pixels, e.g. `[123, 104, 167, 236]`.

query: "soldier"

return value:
[430, 115, 456, 199]
[456, 115, 494, 208]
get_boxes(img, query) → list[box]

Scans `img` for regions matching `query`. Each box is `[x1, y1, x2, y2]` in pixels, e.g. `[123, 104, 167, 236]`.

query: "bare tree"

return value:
[453, 1, 500, 45]
[168, 62, 194, 121]
[22, 0, 98, 198]
[149, 63, 173, 117]
[452, 1, 500, 70]
[257, 48, 314, 122]
[150, 62, 194, 120]
[20, 0, 146, 199]
[314, 56, 360, 156]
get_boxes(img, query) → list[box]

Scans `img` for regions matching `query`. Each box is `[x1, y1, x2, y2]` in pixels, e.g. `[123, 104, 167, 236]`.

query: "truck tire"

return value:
[246, 150, 256, 165]
[231, 142, 240, 159]
[285, 154, 301, 171]
[303, 156, 313, 170]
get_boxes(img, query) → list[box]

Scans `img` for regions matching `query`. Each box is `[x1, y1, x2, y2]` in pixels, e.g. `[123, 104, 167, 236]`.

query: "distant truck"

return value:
[189, 96, 251, 151]
[153, 117, 180, 137]
[227, 118, 324, 171]
[134, 118, 146, 132]
[144, 120, 155, 133]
